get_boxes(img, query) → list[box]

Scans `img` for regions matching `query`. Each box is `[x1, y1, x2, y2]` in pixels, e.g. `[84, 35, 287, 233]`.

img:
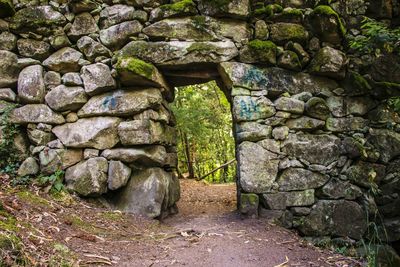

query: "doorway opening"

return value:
[170, 80, 237, 216]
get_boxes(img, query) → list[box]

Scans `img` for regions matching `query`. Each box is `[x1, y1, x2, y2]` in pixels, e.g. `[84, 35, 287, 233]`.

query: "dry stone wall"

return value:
[0, 0, 400, 246]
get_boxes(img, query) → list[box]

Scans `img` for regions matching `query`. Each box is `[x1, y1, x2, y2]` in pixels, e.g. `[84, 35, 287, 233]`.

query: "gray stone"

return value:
[17, 39, 51, 60]
[326, 96, 375, 117]
[27, 127, 54, 146]
[118, 120, 176, 146]
[0, 50, 19, 87]
[286, 117, 325, 131]
[277, 168, 329, 191]
[65, 157, 108, 197]
[345, 161, 386, 188]
[298, 200, 367, 239]
[0, 88, 16, 102]
[0, 32, 16, 51]
[77, 36, 111, 62]
[279, 158, 303, 170]
[277, 50, 302, 71]
[257, 139, 281, 154]
[10, 104, 65, 125]
[305, 97, 330, 120]
[17, 65, 45, 104]
[80, 63, 116, 96]
[78, 88, 163, 118]
[282, 133, 342, 166]
[238, 141, 279, 193]
[269, 23, 308, 45]
[368, 129, 400, 163]
[218, 62, 337, 95]
[52, 117, 121, 150]
[262, 190, 315, 209]
[239, 41, 277, 65]
[308, 47, 347, 80]
[272, 126, 289, 140]
[274, 97, 304, 114]
[44, 71, 61, 89]
[17, 157, 39, 176]
[118, 40, 239, 68]
[99, 5, 137, 28]
[108, 161, 132, 190]
[84, 148, 99, 159]
[326, 117, 367, 132]
[232, 96, 275, 121]
[100, 21, 143, 50]
[43, 48, 83, 74]
[45, 85, 88, 112]
[236, 122, 271, 142]
[255, 20, 269, 40]
[39, 148, 83, 175]
[309, 6, 343, 45]
[198, 0, 250, 19]
[109, 167, 173, 218]
[317, 178, 362, 200]
[67, 12, 98, 41]
[239, 193, 259, 218]
[62, 73, 82, 86]
[47, 139, 64, 149]
[101, 146, 167, 167]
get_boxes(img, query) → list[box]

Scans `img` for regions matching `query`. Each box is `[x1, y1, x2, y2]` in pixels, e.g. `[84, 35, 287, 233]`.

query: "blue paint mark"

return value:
[239, 98, 259, 120]
[242, 67, 269, 88]
[102, 96, 117, 110]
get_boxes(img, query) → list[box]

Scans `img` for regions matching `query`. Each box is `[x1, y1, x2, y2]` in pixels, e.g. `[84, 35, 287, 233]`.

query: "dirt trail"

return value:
[0, 177, 362, 267]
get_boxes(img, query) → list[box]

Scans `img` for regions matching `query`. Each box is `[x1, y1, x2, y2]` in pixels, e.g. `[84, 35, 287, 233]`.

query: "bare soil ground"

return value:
[0, 175, 364, 267]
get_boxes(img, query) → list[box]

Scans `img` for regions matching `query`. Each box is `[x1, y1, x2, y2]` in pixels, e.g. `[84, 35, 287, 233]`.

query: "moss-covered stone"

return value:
[239, 193, 259, 218]
[309, 5, 345, 45]
[269, 22, 308, 45]
[254, 4, 283, 17]
[10, 6, 66, 32]
[160, 0, 196, 12]
[116, 57, 155, 80]
[0, 0, 15, 18]
[239, 40, 277, 65]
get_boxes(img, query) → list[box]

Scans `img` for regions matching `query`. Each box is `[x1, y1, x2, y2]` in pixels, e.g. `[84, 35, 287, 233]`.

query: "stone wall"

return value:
[0, 0, 399, 245]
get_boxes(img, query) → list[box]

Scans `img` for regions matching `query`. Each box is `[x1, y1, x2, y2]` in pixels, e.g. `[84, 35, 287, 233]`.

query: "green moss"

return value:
[283, 8, 303, 16]
[160, 0, 196, 12]
[16, 191, 51, 208]
[0, 0, 15, 18]
[0, 210, 18, 232]
[241, 193, 259, 207]
[254, 4, 283, 17]
[192, 15, 208, 31]
[116, 57, 155, 80]
[99, 211, 123, 221]
[375, 81, 400, 90]
[248, 39, 277, 51]
[348, 71, 372, 91]
[187, 42, 215, 52]
[312, 5, 346, 35]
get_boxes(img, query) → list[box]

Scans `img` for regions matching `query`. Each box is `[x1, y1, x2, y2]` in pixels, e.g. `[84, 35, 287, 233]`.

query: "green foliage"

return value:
[0, 102, 19, 171]
[38, 170, 65, 192]
[389, 97, 400, 113]
[171, 81, 236, 183]
[350, 17, 400, 55]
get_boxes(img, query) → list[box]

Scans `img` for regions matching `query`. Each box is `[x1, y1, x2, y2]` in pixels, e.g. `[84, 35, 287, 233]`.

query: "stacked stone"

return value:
[0, 0, 399, 249]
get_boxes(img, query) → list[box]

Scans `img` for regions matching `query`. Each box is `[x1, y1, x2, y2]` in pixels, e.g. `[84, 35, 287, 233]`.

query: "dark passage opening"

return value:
[170, 80, 237, 216]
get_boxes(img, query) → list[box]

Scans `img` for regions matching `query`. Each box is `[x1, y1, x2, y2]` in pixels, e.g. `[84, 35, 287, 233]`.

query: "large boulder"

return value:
[298, 200, 367, 240]
[238, 141, 279, 193]
[10, 6, 66, 32]
[0, 50, 20, 87]
[10, 104, 65, 125]
[43, 48, 83, 74]
[65, 157, 108, 197]
[80, 63, 116, 96]
[277, 168, 329, 191]
[100, 21, 143, 50]
[232, 96, 276, 121]
[77, 88, 163, 118]
[282, 133, 343, 166]
[218, 62, 337, 95]
[52, 117, 121, 149]
[309, 5, 345, 45]
[99, 4, 139, 28]
[308, 47, 347, 80]
[109, 167, 174, 218]
[17, 65, 45, 104]
[118, 40, 238, 68]
[118, 120, 176, 146]
[368, 129, 400, 163]
[45, 85, 88, 112]
[269, 23, 308, 45]
[101, 145, 167, 167]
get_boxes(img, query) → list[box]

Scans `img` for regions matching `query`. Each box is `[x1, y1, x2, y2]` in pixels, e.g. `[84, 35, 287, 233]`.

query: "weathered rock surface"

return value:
[45, 85, 88, 112]
[108, 161, 131, 190]
[65, 157, 108, 197]
[308, 47, 347, 79]
[67, 12, 98, 41]
[39, 148, 83, 175]
[326, 117, 367, 132]
[119, 40, 238, 68]
[10, 104, 65, 125]
[277, 168, 329, 191]
[0, 88, 16, 102]
[317, 178, 362, 200]
[0, 50, 19, 87]
[197, 0, 250, 19]
[18, 157, 39, 176]
[17, 65, 45, 104]
[286, 117, 325, 131]
[238, 141, 279, 193]
[100, 21, 143, 50]
[236, 122, 271, 142]
[81, 63, 116, 96]
[17, 39, 51, 60]
[52, 117, 121, 150]
[10, 6, 66, 32]
[109, 167, 173, 218]
[77, 36, 111, 62]
[43, 48, 83, 74]
[262, 190, 315, 209]
[78, 89, 163, 117]
[274, 97, 304, 114]
[101, 145, 167, 167]
[232, 96, 275, 121]
[269, 23, 308, 45]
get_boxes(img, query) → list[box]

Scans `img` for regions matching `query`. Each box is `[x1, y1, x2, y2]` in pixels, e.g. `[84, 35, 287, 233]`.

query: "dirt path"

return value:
[0, 177, 363, 266]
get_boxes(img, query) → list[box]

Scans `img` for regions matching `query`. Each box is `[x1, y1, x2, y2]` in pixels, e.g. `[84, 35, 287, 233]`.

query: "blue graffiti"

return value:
[242, 67, 269, 88]
[102, 96, 117, 110]
[239, 98, 259, 120]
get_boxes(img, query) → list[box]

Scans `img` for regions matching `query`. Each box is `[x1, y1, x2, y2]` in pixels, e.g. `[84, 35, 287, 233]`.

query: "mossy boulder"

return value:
[308, 46, 347, 80]
[150, 0, 197, 22]
[253, 3, 283, 17]
[198, 0, 250, 19]
[239, 40, 277, 65]
[0, 0, 15, 18]
[269, 22, 308, 45]
[309, 5, 345, 45]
